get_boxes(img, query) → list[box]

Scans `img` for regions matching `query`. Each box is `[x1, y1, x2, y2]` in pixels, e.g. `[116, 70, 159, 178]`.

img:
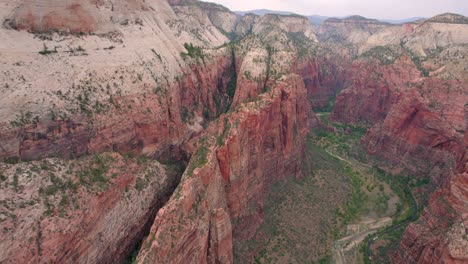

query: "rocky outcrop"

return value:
[326, 13, 468, 261]
[1, 0, 467, 263]
[0, 0, 238, 163]
[0, 0, 237, 262]
[331, 55, 421, 124]
[0, 153, 181, 263]
[392, 109, 467, 264]
[0, 51, 236, 162]
[136, 72, 316, 264]
[4, 0, 152, 34]
[364, 91, 463, 182]
[297, 57, 349, 109]
[316, 15, 389, 55]
[394, 171, 467, 264]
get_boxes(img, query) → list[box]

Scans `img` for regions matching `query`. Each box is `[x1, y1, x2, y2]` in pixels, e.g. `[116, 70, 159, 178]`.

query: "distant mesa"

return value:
[324, 15, 389, 25]
[235, 10, 428, 25]
[426, 13, 468, 24]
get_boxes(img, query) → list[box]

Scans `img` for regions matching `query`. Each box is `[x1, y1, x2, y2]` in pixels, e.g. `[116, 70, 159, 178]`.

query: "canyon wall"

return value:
[327, 17, 468, 261]
[0, 153, 180, 263]
[1, 0, 467, 263]
[136, 72, 316, 264]
[393, 109, 467, 264]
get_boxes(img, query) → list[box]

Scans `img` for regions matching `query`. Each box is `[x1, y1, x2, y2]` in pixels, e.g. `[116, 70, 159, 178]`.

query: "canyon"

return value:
[0, 0, 467, 263]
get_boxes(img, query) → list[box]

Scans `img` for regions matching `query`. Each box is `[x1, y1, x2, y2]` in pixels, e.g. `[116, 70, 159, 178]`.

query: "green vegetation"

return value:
[401, 44, 430, 77]
[318, 255, 332, 264]
[10, 111, 40, 128]
[313, 95, 336, 113]
[307, 113, 423, 263]
[186, 145, 209, 176]
[39, 173, 77, 197]
[235, 137, 354, 263]
[217, 117, 231, 146]
[39, 43, 57, 55]
[361, 176, 418, 264]
[312, 115, 368, 149]
[180, 43, 205, 64]
[4, 157, 20, 164]
[226, 48, 238, 100]
[361, 46, 400, 65]
[262, 45, 274, 93]
[68, 46, 86, 55]
[410, 55, 430, 77]
[338, 165, 368, 223]
[226, 73, 237, 98]
[0, 172, 6, 182]
[244, 70, 252, 80]
[287, 32, 317, 59]
[77, 154, 113, 189]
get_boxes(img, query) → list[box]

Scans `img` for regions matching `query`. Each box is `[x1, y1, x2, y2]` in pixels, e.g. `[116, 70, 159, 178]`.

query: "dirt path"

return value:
[332, 218, 392, 264]
[326, 147, 372, 169]
[327, 148, 393, 264]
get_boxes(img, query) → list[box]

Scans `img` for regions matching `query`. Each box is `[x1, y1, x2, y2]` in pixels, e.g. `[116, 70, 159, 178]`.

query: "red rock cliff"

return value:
[0, 52, 235, 162]
[136, 73, 316, 263]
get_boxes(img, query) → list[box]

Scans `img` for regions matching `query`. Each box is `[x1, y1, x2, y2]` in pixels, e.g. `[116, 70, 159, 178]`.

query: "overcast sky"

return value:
[207, 0, 468, 19]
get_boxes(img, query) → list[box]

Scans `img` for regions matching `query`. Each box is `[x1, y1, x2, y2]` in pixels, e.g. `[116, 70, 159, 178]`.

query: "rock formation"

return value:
[323, 13, 468, 264]
[0, 0, 467, 263]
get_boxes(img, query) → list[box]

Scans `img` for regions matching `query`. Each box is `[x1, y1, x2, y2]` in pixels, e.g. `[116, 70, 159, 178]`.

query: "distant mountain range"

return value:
[234, 9, 425, 25]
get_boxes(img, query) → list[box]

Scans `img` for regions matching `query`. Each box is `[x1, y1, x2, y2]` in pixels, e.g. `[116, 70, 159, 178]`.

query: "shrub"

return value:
[180, 43, 204, 64]
[187, 145, 209, 176]
[39, 43, 57, 55]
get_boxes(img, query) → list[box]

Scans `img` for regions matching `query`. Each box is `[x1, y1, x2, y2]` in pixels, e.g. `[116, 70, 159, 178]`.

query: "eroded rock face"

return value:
[392, 111, 468, 264]
[0, 53, 235, 162]
[324, 13, 468, 262]
[0, 154, 180, 263]
[331, 55, 421, 124]
[0, 0, 236, 262]
[136, 73, 315, 264]
[298, 57, 349, 109]
[364, 91, 463, 182]
[394, 171, 468, 264]
[4, 0, 152, 34]
[1, 0, 468, 263]
[134, 12, 324, 261]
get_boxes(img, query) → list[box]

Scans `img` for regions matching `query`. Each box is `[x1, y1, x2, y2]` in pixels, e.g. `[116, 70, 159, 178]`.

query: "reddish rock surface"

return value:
[392, 111, 468, 264]
[365, 91, 463, 182]
[0, 53, 235, 162]
[136, 74, 317, 263]
[298, 57, 349, 109]
[5, 0, 152, 34]
[1, 1, 467, 263]
[332, 56, 421, 124]
[0, 153, 180, 264]
[332, 49, 468, 263]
